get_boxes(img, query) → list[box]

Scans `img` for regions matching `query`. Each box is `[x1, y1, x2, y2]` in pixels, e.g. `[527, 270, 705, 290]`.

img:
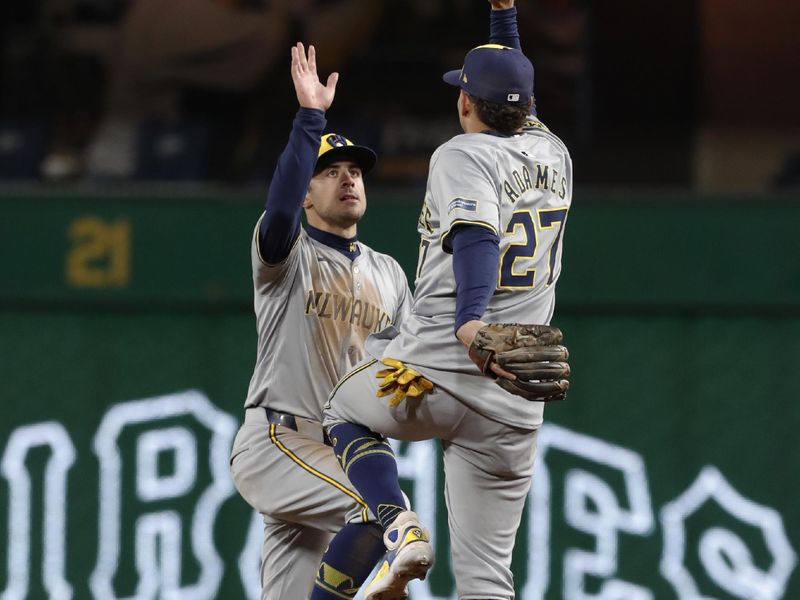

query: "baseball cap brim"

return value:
[442, 69, 462, 87]
[315, 145, 377, 175]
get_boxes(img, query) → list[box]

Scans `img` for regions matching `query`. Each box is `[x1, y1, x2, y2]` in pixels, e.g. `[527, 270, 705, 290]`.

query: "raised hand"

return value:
[489, 0, 515, 9]
[290, 42, 339, 112]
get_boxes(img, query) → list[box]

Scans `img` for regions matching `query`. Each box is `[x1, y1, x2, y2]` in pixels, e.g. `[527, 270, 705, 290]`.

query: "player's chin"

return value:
[338, 203, 366, 221]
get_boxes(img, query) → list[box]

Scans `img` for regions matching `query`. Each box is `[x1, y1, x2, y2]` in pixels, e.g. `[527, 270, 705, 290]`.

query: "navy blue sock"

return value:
[328, 422, 407, 529]
[311, 523, 385, 599]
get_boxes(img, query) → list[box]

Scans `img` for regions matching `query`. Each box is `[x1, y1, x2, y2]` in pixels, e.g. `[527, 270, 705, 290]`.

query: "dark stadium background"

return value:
[1, 1, 798, 599]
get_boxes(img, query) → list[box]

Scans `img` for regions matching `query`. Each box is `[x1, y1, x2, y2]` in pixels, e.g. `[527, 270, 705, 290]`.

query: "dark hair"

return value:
[469, 94, 532, 135]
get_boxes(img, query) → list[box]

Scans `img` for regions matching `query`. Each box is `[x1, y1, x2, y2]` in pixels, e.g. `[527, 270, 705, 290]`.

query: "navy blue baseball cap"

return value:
[443, 44, 534, 105]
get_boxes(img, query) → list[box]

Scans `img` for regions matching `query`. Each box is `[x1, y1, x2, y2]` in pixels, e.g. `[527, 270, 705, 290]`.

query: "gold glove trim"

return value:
[376, 358, 434, 406]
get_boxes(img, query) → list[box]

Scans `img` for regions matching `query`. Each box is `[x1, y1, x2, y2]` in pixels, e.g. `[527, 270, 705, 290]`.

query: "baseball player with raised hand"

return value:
[229, 42, 412, 600]
[321, 1, 572, 598]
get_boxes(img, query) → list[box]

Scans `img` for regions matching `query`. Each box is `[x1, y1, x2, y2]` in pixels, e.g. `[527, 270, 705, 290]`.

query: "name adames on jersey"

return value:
[503, 162, 569, 203]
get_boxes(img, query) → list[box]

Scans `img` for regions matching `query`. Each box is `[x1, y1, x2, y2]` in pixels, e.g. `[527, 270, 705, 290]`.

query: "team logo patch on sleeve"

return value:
[447, 198, 478, 214]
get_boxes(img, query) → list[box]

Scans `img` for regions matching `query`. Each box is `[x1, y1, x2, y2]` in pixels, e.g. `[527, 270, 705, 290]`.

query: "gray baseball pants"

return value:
[324, 359, 539, 600]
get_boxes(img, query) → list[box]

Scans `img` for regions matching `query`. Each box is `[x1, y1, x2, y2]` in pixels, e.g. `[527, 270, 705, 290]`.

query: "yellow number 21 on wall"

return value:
[66, 217, 131, 287]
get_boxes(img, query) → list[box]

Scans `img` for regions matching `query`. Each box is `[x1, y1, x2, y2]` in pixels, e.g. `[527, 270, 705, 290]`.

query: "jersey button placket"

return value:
[353, 265, 361, 295]
[348, 265, 360, 364]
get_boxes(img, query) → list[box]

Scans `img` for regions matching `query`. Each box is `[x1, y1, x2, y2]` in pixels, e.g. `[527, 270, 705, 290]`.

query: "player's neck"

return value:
[306, 224, 360, 259]
[307, 222, 357, 241]
[308, 222, 357, 239]
[463, 115, 491, 134]
[305, 212, 358, 239]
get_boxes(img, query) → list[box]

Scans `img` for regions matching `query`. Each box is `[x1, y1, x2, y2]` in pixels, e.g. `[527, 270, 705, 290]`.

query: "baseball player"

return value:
[321, 2, 572, 599]
[229, 42, 412, 600]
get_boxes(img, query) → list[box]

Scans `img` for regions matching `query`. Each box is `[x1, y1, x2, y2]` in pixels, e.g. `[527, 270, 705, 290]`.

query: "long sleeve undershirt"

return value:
[258, 108, 326, 264]
[450, 224, 500, 334]
[490, 6, 521, 49]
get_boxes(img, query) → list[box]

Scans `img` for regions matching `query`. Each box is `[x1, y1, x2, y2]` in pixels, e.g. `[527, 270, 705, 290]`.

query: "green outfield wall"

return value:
[1, 190, 799, 599]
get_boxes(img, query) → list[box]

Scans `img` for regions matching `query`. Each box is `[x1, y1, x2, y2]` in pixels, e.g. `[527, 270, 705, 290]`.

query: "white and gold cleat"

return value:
[364, 511, 434, 600]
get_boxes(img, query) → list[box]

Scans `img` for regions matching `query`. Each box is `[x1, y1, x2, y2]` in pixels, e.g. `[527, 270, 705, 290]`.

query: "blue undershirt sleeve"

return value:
[490, 7, 521, 50]
[258, 107, 326, 264]
[451, 224, 500, 334]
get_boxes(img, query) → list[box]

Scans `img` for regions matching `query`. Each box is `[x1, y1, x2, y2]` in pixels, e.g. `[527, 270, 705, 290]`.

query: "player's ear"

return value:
[302, 189, 313, 208]
[458, 91, 471, 118]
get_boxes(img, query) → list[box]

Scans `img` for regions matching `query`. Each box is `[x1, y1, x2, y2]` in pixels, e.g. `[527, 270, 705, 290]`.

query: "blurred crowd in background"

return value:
[0, 0, 798, 191]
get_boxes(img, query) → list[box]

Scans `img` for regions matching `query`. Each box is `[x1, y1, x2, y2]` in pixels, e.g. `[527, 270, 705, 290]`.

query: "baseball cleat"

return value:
[364, 511, 434, 600]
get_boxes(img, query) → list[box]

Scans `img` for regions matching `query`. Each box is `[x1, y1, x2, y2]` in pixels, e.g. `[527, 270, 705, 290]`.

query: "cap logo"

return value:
[507, 93, 520, 102]
[461, 72, 468, 83]
[319, 133, 356, 158]
[325, 134, 348, 148]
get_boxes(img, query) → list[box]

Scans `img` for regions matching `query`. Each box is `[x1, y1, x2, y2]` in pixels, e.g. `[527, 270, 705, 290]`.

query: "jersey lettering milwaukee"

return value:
[304, 290, 392, 332]
[377, 126, 573, 429]
[245, 222, 410, 420]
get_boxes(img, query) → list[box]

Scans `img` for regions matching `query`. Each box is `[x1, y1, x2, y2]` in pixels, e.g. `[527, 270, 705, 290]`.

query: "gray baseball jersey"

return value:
[377, 124, 572, 429]
[244, 217, 411, 420]
[231, 218, 411, 599]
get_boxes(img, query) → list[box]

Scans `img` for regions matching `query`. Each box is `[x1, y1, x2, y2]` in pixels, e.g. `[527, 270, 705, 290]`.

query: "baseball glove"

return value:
[468, 323, 570, 402]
